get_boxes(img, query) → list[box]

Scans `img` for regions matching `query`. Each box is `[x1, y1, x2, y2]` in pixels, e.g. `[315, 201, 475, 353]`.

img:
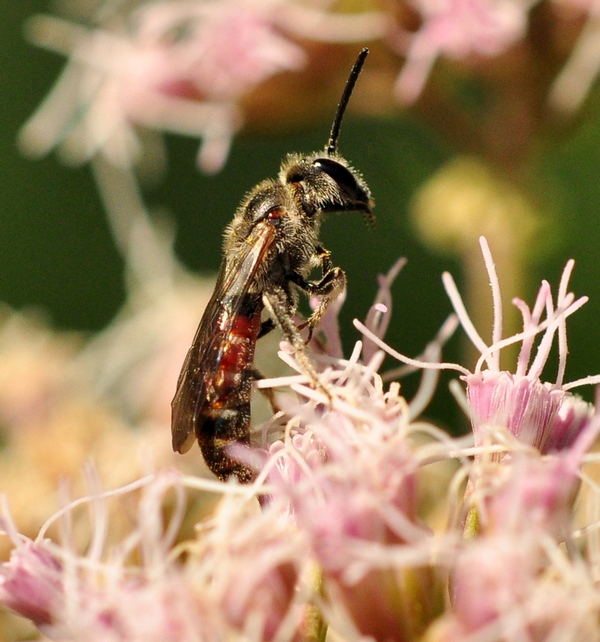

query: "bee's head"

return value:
[279, 48, 374, 224]
[281, 152, 373, 223]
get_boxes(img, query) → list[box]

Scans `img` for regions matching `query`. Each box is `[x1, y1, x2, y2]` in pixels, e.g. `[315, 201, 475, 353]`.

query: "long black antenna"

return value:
[326, 48, 369, 156]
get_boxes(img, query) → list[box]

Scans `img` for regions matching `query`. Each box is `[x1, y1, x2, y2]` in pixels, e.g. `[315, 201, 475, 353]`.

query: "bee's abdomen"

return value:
[198, 299, 263, 482]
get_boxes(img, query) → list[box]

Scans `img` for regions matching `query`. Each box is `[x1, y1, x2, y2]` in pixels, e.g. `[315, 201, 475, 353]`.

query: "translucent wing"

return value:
[171, 221, 276, 453]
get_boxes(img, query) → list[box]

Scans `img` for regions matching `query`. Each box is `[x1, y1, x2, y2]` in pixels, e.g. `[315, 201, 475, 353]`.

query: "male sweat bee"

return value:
[171, 48, 374, 482]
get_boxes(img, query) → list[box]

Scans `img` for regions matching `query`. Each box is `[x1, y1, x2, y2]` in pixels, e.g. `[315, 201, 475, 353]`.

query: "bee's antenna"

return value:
[327, 48, 369, 156]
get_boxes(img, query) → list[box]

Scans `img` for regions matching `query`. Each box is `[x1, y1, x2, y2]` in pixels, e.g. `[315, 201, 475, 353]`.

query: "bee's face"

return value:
[281, 152, 373, 221]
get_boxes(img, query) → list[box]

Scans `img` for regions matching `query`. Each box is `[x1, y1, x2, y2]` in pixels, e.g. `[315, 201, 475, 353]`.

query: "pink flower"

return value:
[356, 237, 599, 457]
[0, 469, 307, 641]
[20, 1, 306, 173]
[471, 401, 599, 534]
[451, 533, 543, 634]
[0, 538, 63, 627]
[448, 543, 600, 641]
[484, 456, 578, 537]
[449, 418, 600, 639]
[259, 347, 448, 640]
[62, 575, 215, 641]
[393, 0, 530, 102]
[446, 237, 597, 455]
[0, 473, 219, 640]
[465, 372, 594, 455]
[197, 495, 303, 641]
[448, 524, 600, 640]
[20, 1, 385, 174]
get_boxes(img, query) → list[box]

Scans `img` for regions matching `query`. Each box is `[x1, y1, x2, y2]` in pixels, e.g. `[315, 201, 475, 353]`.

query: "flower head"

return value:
[19, 0, 386, 174]
[448, 527, 600, 640]
[356, 236, 598, 457]
[448, 413, 600, 639]
[191, 493, 304, 641]
[0, 537, 63, 628]
[256, 336, 450, 640]
[0, 472, 207, 640]
[393, 0, 530, 103]
[445, 236, 598, 455]
[20, 1, 306, 173]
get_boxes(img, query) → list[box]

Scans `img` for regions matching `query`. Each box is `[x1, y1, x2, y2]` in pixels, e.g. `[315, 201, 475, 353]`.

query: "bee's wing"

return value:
[171, 222, 276, 453]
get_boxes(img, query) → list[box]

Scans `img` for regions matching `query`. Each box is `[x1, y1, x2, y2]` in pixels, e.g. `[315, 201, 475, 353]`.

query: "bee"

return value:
[171, 48, 373, 482]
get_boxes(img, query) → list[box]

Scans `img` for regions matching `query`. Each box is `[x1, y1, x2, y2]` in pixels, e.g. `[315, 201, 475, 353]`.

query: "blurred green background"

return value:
[3, 2, 600, 429]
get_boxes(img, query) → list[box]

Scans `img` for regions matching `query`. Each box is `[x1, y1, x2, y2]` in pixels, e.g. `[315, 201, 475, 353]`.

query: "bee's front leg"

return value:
[287, 246, 346, 343]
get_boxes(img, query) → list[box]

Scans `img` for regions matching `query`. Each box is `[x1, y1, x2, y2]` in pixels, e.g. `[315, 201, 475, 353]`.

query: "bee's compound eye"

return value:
[313, 158, 359, 197]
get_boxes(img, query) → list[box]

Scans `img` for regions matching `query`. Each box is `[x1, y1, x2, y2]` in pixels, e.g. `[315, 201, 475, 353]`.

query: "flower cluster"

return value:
[21, 0, 600, 177]
[19, 0, 384, 174]
[6, 1, 600, 639]
[1, 238, 600, 641]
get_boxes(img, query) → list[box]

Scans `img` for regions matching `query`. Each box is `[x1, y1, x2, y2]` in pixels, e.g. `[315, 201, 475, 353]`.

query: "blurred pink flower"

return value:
[449, 417, 600, 639]
[447, 526, 600, 641]
[194, 493, 306, 640]
[0, 536, 63, 628]
[0, 473, 218, 640]
[451, 532, 544, 635]
[393, 0, 530, 103]
[483, 455, 577, 537]
[20, 0, 307, 174]
[20, 0, 385, 174]
[0, 468, 311, 641]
